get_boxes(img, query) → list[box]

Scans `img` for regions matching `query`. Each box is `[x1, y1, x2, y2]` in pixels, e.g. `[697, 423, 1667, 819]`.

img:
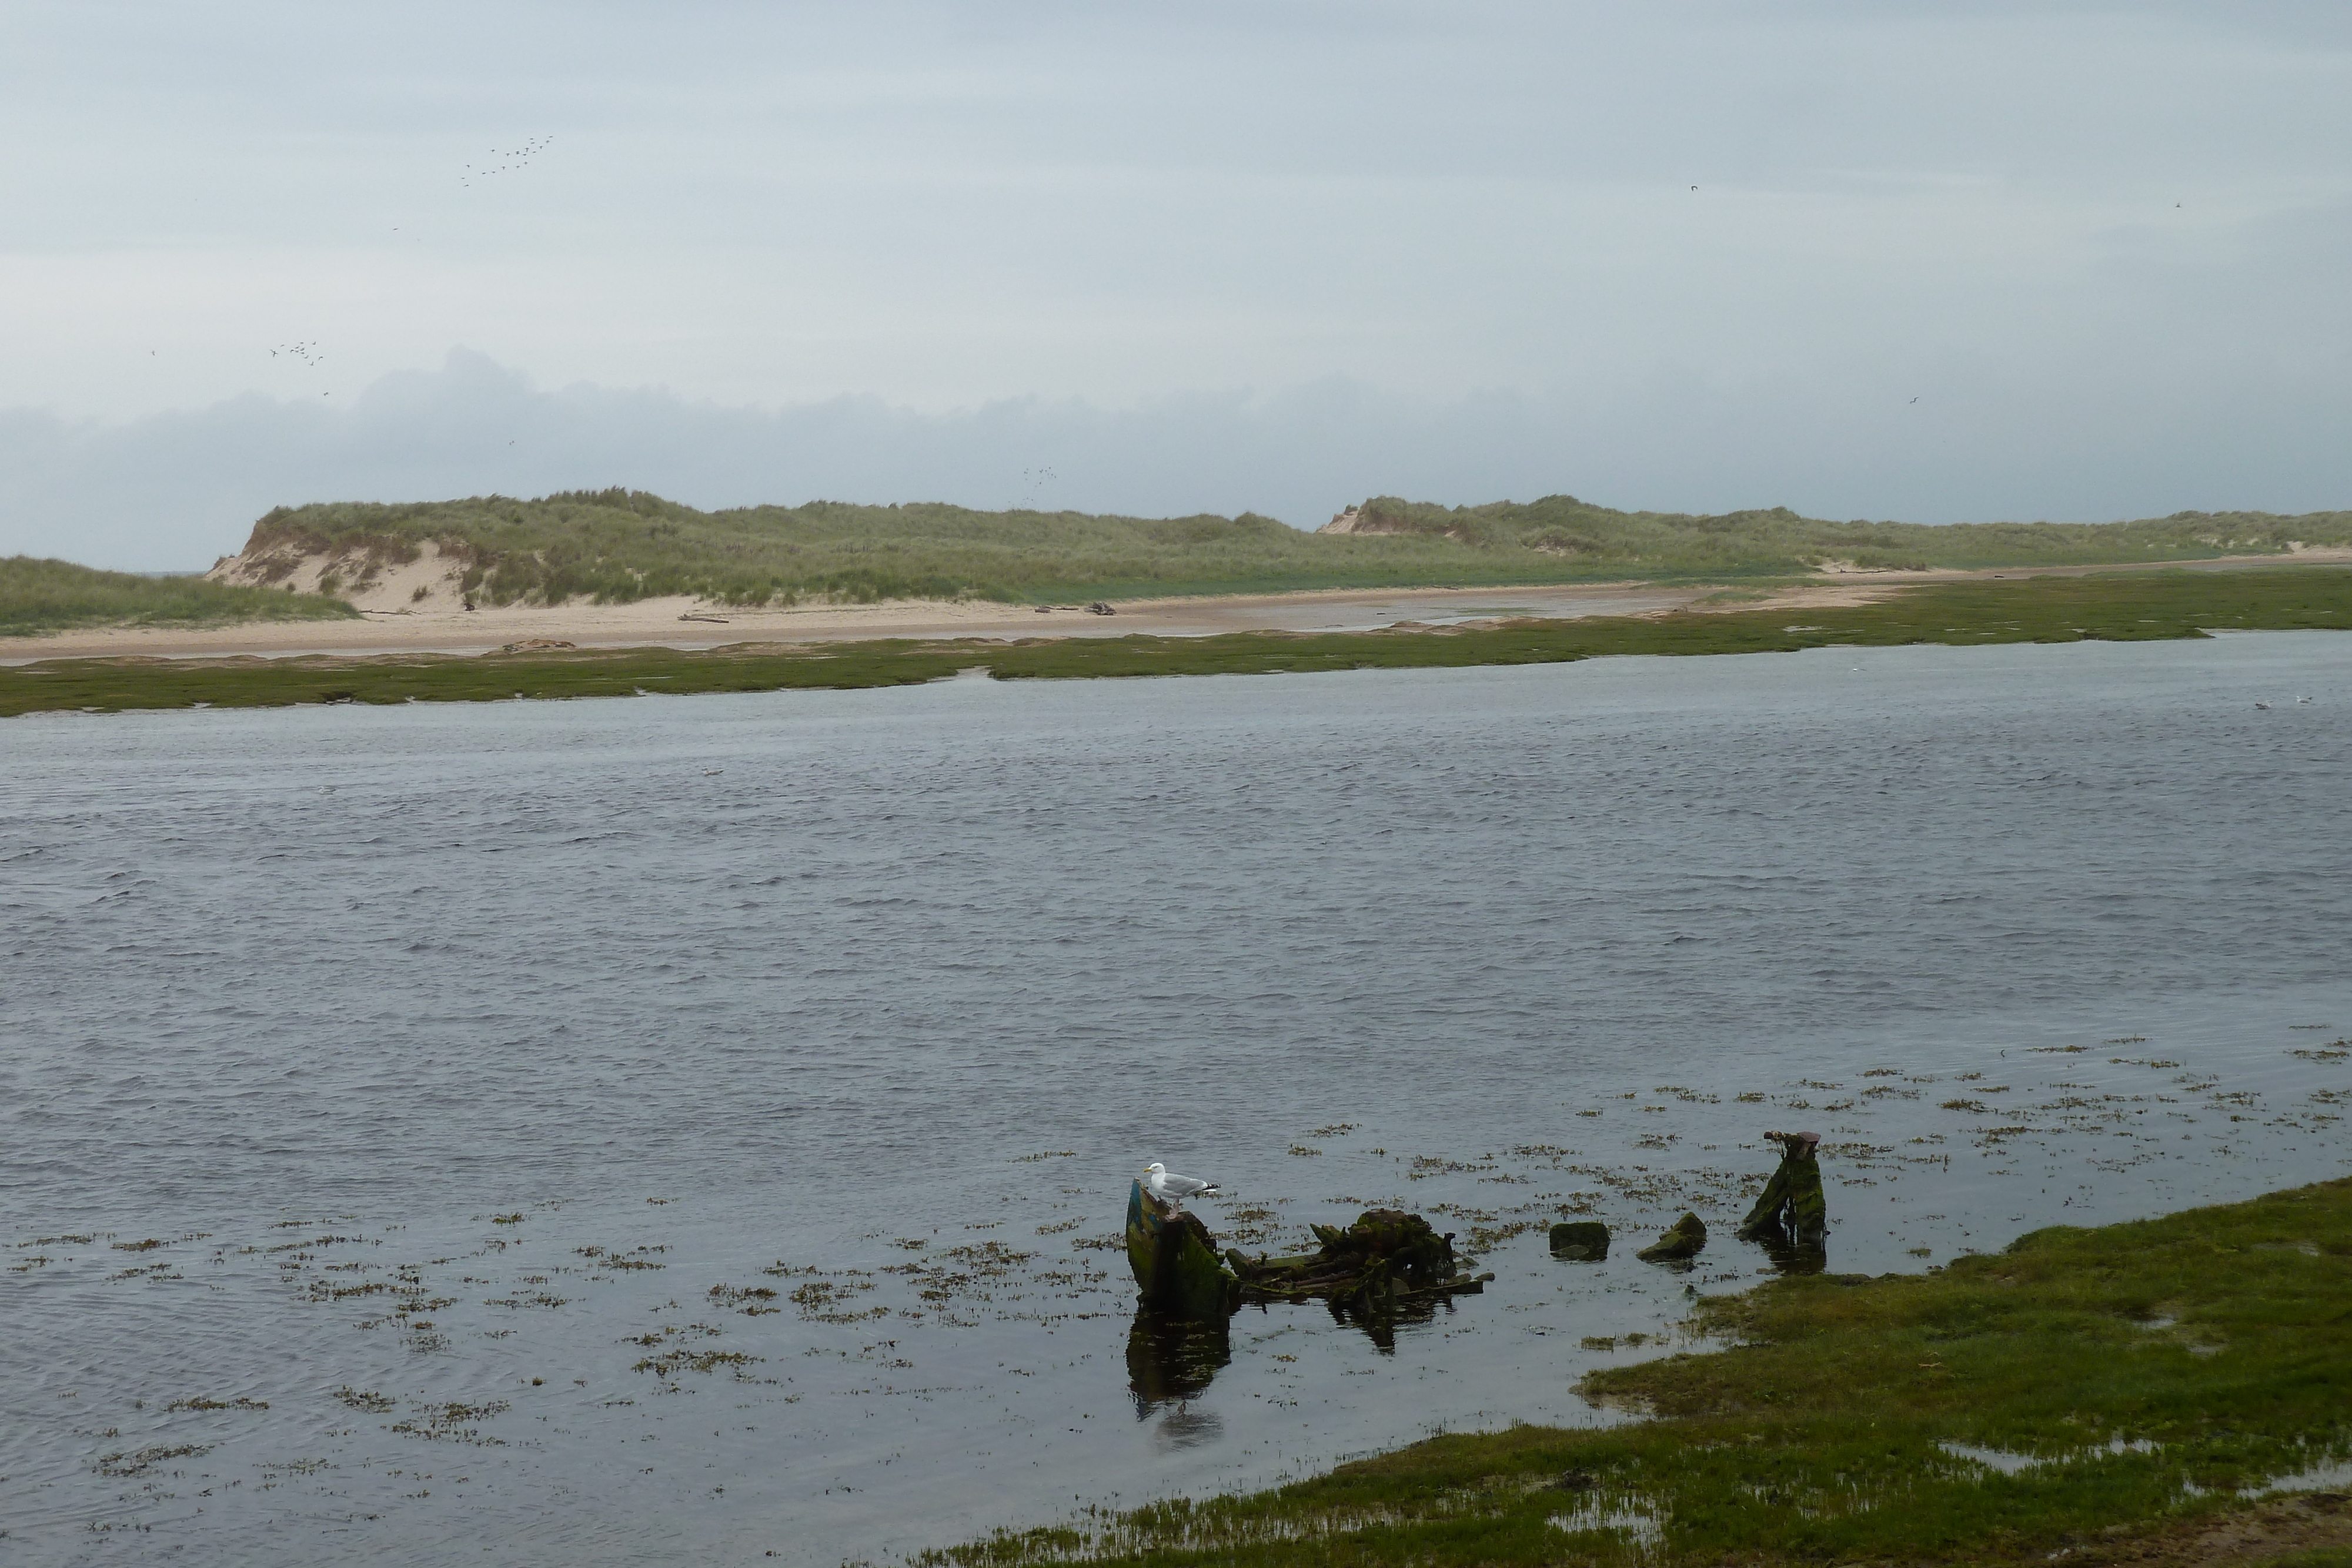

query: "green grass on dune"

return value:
[229, 487, 2352, 608]
[920, 1178, 2352, 1568]
[0, 556, 361, 638]
[4, 565, 2346, 720]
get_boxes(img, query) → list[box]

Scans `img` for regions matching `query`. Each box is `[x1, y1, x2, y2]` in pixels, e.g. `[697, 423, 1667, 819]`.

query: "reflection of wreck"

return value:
[1126, 1307, 1231, 1413]
[1123, 1182, 1492, 1359]
[1738, 1130, 1828, 1274]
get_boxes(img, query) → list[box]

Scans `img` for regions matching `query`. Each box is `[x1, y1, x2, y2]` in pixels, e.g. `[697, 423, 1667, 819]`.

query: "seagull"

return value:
[2254, 701, 2271, 710]
[1142, 1162, 1218, 1210]
[2296, 695, 2312, 703]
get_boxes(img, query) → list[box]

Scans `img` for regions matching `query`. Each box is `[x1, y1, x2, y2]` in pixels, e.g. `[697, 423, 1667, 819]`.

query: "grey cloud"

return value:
[8, 346, 2350, 571]
[4, 3, 2350, 563]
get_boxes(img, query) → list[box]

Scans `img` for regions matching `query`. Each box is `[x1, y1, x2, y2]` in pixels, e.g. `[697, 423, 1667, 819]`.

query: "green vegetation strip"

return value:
[926, 1179, 2352, 1568]
[1, 556, 362, 638]
[5, 568, 2348, 720]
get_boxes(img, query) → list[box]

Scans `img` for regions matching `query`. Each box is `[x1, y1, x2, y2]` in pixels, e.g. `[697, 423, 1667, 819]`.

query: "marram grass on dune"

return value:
[215, 488, 2352, 610]
[0, 556, 362, 638]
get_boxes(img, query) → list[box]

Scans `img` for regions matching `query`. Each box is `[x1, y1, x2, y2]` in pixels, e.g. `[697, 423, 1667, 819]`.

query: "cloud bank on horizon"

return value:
[4, 2, 2350, 568]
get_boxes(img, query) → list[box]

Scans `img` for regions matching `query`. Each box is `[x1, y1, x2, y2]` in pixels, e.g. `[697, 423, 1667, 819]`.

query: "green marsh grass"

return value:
[6, 566, 2347, 720]
[917, 1178, 2352, 1568]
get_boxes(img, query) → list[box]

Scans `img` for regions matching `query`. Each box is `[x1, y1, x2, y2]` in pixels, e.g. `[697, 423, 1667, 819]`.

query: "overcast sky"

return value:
[5, 2, 2350, 567]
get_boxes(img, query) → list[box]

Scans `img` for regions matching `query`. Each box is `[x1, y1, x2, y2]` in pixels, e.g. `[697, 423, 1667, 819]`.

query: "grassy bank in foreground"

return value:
[925, 1179, 2352, 1568]
[1, 556, 362, 638]
[5, 566, 2348, 719]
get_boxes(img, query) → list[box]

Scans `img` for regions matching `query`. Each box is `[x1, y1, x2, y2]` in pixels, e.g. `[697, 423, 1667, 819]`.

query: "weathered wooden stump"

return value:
[1736, 1129, 1828, 1272]
[1737, 1130, 1828, 1246]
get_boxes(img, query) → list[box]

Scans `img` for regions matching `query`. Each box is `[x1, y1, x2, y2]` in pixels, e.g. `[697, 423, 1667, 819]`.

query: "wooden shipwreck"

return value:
[1125, 1183, 1493, 1347]
[1126, 1181, 1242, 1318]
[1224, 1208, 1492, 1314]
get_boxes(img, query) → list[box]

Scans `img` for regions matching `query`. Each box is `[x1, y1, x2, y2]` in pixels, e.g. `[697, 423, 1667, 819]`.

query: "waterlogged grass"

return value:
[1, 556, 360, 637]
[4, 566, 2348, 719]
[229, 487, 2352, 607]
[920, 1178, 2352, 1568]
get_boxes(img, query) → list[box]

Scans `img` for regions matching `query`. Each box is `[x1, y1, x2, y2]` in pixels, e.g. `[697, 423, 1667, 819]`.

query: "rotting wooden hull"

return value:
[1125, 1181, 1240, 1318]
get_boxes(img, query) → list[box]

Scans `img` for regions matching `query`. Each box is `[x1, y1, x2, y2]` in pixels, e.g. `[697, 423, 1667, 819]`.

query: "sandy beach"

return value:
[0, 581, 1705, 662]
[5, 553, 2346, 664]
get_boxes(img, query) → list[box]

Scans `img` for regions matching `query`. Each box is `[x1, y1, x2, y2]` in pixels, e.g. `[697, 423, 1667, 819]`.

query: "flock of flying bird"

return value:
[460, 135, 556, 189]
[250, 141, 557, 402]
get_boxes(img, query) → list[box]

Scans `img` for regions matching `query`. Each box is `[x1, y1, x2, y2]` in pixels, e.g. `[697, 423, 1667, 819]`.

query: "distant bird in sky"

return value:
[1910, 396, 1919, 403]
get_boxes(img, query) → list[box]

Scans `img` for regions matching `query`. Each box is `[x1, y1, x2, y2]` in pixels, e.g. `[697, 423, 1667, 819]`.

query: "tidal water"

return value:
[4, 633, 2349, 1567]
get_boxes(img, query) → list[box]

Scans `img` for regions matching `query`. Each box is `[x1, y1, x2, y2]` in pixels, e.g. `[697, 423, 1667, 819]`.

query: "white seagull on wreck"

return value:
[1142, 1162, 1219, 1210]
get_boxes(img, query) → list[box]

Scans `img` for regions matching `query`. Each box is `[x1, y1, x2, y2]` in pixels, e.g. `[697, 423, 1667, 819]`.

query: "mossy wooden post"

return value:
[1737, 1130, 1827, 1246]
[1126, 1181, 1239, 1318]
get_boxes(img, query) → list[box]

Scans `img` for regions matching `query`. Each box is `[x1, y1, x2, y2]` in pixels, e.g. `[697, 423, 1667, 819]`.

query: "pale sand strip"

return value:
[5, 552, 2347, 664]
[0, 583, 1702, 662]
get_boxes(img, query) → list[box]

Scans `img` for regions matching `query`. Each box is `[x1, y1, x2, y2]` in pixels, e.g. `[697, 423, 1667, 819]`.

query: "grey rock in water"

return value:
[1636, 1211, 1707, 1263]
[1548, 1221, 1611, 1259]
